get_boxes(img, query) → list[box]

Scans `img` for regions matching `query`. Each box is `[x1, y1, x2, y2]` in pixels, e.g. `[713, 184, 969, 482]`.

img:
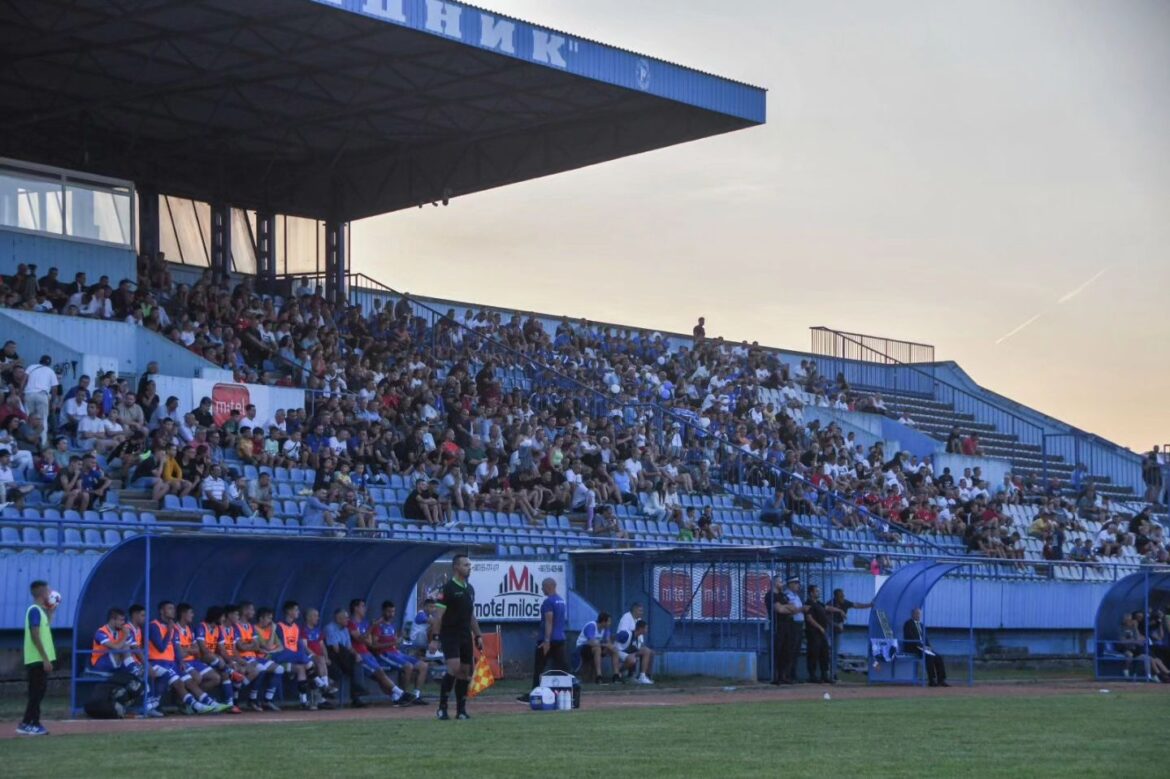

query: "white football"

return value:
[47, 590, 62, 607]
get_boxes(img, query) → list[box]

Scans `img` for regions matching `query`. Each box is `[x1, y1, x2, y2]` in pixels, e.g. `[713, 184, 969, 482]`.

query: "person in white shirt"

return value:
[200, 464, 232, 515]
[0, 449, 36, 509]
[79, 288, 114, 319]
[23, 356, 58, 448]
[60, 390, 89, 433]
[77, 402, 119, 453]
[615, 603, 655, 684]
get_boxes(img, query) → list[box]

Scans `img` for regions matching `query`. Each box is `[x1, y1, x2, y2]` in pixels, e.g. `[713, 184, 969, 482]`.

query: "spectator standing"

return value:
[19, 580, 56, 736]
[1143, 450, 1163, 504]
[23, 356, 58, 448]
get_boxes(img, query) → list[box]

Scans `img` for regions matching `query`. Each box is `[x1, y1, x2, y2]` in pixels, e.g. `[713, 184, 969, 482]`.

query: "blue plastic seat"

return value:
[21, 527, 44, 547]
[180, 496, 200, 511]
[42, 508, 62, 520]
[22, 507, 41, 520]
[162, 495, 181, 511]
[1, 526, 21, 546]
[63, 510, 82, 522]
[83, 528, 104, 547]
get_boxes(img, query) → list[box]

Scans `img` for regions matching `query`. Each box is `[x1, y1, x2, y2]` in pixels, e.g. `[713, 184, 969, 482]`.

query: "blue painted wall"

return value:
[0, 227, 135, 285]
[0, 309, 215, 378]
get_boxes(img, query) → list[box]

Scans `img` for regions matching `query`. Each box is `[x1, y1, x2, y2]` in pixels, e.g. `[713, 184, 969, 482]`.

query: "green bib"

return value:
[24, 605, 56, 664]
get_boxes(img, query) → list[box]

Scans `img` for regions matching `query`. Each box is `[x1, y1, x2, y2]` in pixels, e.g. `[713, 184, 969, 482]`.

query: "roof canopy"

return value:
[71, 535, 451, 640]
[0, 0, 765, 221]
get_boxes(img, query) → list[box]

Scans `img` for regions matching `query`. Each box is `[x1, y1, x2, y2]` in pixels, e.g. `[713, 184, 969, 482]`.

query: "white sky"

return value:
[352, 0, 1170, 452]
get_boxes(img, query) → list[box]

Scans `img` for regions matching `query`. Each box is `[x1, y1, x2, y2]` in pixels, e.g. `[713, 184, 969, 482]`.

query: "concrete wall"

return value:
[0, 309, 214, 378]
[0, 227, 135, 287]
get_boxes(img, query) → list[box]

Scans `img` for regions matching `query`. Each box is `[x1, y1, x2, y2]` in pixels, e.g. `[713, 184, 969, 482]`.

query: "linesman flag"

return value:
[468, 655, 496, 698]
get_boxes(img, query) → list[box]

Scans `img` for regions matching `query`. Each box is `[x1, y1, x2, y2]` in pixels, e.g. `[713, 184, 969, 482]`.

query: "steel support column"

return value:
[325, 219, 347, 305]
[137, 187, 160, 260]
[210, 203, 233, 283]
[256, 211, 276, 279]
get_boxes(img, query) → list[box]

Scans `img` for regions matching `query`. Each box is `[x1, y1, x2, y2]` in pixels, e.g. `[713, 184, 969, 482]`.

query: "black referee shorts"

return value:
[439, 631, 474, 665]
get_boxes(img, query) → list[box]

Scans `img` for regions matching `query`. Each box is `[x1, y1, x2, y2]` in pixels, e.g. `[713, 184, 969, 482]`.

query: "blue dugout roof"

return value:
[71, 535, 450, 649]
[0, 0, 765, 221]
[1094, 569, 1170, 638]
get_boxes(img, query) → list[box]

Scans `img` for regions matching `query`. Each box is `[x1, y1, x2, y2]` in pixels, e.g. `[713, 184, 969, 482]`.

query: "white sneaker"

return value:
[636, 673, 654, 685]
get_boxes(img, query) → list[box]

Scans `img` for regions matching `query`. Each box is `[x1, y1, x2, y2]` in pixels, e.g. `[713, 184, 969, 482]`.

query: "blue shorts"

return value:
[150, 661, 187, 684]
[270, 649, 311, 665]
[185, 660, 210, 674]
[359, 654, 384, 674]
[377, 651, 421, 670]
[245, 656, 276, 672]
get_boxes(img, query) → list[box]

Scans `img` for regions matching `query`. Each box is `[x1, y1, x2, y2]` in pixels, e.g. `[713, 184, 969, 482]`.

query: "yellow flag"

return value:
[468, 655, 496, 698]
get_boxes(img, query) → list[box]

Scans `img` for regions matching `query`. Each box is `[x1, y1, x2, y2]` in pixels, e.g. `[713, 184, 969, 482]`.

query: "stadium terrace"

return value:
[0, 0, 1166, 757]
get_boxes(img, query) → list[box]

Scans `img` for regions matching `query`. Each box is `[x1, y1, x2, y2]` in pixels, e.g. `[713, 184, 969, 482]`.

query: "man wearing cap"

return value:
[765, 575, 795, 684]
[783, 576, 805, 682]
[23, 356, 58, 448]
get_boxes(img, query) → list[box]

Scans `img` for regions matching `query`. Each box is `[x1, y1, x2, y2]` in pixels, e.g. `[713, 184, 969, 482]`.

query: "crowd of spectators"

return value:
[2, 258, 1167, 564]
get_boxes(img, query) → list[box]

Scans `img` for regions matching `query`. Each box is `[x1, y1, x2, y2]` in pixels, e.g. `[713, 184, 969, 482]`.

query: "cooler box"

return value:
[540, 670, 581, 709]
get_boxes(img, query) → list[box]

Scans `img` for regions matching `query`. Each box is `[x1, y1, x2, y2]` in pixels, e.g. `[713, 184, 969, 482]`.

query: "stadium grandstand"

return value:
[0, 0, 1167, 744]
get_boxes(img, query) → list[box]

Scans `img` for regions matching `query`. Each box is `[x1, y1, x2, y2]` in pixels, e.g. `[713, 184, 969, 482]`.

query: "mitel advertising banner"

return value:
[652, 565, 776, 621]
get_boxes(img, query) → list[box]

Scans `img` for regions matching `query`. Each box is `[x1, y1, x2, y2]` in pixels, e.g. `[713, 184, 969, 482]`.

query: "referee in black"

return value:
[428, 554, 483, 720]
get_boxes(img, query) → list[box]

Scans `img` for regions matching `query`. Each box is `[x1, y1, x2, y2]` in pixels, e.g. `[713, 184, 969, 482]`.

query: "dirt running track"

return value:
[3, 680, 1163, 740]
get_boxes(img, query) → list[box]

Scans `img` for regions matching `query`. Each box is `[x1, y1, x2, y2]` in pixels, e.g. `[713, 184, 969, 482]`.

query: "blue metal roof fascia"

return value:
[310, 0, 766, 124]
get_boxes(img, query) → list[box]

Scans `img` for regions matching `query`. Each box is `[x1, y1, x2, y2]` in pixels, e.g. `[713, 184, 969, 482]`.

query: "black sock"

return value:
[439, 673, 455, 708]
[455, 678, 469, 710]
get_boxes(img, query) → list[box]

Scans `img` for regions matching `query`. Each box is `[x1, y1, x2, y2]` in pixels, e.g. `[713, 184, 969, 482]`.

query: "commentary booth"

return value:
[70, 535, 452, 714]
[1093, 569, 1170, 681]
[866, 560, 976, 687]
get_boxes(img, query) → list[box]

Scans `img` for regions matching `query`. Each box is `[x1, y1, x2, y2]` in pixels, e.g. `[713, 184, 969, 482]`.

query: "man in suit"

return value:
[903, 607, 948, 687]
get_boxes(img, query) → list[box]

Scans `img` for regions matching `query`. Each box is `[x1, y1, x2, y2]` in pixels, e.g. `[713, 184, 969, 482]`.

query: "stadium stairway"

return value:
[877, 388, 1131, 500]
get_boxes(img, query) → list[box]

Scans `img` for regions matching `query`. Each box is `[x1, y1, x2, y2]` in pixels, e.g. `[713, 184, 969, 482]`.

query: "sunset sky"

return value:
[351, 0, 1170, 452]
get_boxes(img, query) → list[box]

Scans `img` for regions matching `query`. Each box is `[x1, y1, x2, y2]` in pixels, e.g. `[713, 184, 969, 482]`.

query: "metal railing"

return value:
[810, 327, 1049, 458]
[811, 326, 935, 365]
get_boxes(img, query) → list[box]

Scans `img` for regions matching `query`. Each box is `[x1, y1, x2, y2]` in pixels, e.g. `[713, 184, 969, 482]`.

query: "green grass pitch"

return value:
[3, 690, 1166, 777]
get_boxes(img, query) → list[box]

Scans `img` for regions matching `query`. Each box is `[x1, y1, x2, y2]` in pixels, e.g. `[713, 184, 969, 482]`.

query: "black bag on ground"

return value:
[84, 668, 145, 719]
